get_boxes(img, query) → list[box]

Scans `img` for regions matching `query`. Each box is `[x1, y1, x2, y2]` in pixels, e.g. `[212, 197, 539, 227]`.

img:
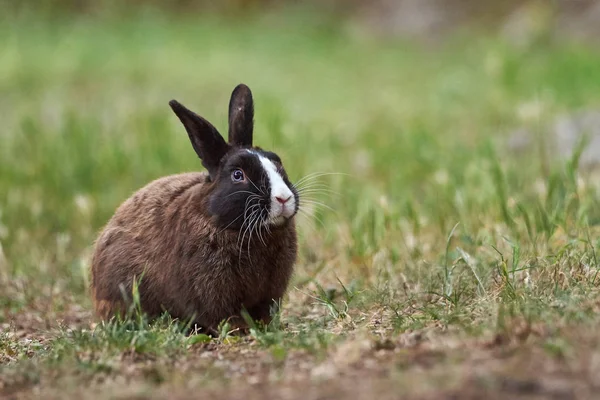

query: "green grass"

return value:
[2, 8, 600, 399]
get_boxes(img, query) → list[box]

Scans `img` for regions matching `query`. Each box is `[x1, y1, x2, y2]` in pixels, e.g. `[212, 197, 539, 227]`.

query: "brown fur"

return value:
[90, 172, 297, 333]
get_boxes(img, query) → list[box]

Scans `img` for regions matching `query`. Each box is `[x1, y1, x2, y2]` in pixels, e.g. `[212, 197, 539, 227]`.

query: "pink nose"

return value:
[276, 195, 291, 205]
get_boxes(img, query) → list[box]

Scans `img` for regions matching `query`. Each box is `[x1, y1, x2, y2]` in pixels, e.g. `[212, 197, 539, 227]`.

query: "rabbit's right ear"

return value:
[228, 84, 254, 147]
[169, 100, 230, 178]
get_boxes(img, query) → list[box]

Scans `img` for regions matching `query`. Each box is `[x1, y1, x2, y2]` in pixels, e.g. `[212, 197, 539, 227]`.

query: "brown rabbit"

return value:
[90, 84, 299, 334]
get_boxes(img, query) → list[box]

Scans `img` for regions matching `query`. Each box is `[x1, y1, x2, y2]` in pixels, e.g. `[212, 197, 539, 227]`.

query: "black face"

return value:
[170, 84, 299, 233]
[208, 148, 299, 231]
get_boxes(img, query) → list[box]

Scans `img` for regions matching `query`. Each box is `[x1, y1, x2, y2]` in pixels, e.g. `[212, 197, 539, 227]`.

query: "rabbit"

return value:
[90, 84, 299, 334]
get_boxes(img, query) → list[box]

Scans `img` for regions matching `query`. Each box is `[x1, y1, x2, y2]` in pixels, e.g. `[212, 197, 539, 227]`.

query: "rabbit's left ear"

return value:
[169, 100, 230, 178]
[228, 84, 254, 147]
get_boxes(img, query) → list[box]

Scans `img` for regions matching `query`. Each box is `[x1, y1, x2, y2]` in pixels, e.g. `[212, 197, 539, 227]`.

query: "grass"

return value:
[2, 7, 600, 399]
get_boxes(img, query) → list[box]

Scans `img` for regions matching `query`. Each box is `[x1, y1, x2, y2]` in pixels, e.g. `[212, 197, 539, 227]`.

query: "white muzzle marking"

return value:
[257, 155, 295, 225]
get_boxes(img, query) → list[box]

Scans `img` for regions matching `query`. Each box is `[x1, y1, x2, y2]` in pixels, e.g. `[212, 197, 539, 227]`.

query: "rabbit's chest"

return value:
[229, 252, 280, 303]
[215, 244, 290, 305]
[184, 227, 296, 312]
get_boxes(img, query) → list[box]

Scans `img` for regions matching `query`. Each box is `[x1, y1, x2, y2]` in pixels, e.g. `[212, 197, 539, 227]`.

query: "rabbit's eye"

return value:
[231, 169, 245, 182]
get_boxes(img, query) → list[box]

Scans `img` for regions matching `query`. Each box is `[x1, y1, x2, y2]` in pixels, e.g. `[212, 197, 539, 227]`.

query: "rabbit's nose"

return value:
[276, 195, 291, 205]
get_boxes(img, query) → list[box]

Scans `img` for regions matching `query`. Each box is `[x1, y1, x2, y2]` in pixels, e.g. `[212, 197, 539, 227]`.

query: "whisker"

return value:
[249, 205, 265, 256]
[238, 208, 261, 262]
[238, 204, 258, 242]
[294, 181, 337, 190]
[218, 212, 245, 234]
[294, 182, 337, 190]
[299, 199, 336, 213]
[246, 175, 265, 195]
[297, 208, 327, 231]
[247, 210, 261, 259]
[296, 189, 340, 197]
[293, 172, 349, 187]
[298, 207, 330, 223]
[256, 202, 268, 246]
[221, 190, 257, 199]
[224, 192, 260, 236]
[260, 208, 269, 245]
[295, 181, 338, 190]
[257, 215, 265, 246]
[298, 195, 335, 202]
[243, 195, 262, 215]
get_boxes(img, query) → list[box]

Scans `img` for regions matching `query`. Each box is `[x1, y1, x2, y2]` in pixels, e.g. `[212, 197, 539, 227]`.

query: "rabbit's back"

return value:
[91, 172, 210, 318]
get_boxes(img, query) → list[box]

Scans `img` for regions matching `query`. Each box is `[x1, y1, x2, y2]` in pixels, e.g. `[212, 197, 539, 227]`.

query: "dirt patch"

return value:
[2, 312, 599, 399]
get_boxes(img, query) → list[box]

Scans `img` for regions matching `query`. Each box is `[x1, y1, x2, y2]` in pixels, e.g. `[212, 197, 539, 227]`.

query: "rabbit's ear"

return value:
[228, 84, 254, 147]
[169, 100, 229, 177]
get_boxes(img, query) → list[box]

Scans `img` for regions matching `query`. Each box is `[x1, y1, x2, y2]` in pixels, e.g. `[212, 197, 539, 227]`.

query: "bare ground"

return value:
[2, 300, 600, 400]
